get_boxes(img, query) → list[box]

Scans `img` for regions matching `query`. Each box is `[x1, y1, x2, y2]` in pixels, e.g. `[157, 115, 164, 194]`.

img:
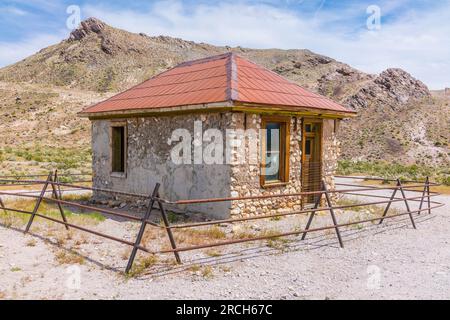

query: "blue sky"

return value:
[0, 0, 449, 89]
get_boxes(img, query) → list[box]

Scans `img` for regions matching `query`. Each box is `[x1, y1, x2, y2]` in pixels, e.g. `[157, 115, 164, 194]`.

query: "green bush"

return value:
[0, 145, 91, 173]
[337, 160, 449, 183]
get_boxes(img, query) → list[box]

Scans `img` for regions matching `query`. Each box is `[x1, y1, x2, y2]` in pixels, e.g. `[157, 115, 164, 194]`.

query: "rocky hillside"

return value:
[0, 17, 448, 173]
[0, 18, 362, 93]
[337, 68, 449, 166]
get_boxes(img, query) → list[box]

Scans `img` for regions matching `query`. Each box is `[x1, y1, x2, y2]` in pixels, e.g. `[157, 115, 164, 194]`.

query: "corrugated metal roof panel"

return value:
[81, 52, 355, 115]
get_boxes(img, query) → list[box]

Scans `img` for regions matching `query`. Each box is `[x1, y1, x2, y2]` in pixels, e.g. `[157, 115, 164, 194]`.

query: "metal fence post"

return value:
[397, 179, 417, 229]
[156, 194, 182, 264]
[418, 177, 428, 215]
[427, 177, 432, 215]
[322, 180, 344, 248]
[301, 181, 324, 241]
[125, 183, 160, 274]
[54, 170, 63, 199]
[0, 197, 7, 215]
[25, 173, 52, 233]
[50, 172, 69, 230]
[378, 180, 400, 225]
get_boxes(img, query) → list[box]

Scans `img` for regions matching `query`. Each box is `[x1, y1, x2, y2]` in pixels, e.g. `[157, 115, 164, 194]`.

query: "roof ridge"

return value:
[226, 53, 239, 101]
[176, 52, 233, 68]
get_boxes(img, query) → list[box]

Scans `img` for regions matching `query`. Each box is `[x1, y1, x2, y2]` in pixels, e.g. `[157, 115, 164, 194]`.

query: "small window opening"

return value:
[112, 126, 125, 173]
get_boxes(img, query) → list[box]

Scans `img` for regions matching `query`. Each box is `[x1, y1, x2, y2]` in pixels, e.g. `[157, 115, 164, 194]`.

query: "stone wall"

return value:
[91, 113, 233, 219]
[229, 113, 304, 217]
[322, 119, 340, 193]
[91, 112, 341, 219]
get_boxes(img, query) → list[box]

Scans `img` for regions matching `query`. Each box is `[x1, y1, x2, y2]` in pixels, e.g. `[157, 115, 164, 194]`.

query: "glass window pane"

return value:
[305, 124, 312, 132]
[305, 139, 311, 155]
[265, 122, 281, 181]
[112, 127, 125, 173]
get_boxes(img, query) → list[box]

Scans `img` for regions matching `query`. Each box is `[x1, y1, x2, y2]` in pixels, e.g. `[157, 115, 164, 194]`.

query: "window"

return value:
[305, 139, 311, 156]
[305, 124, 312, 133]
[111, 125, 126, 174]
[261, 117, 290, 186]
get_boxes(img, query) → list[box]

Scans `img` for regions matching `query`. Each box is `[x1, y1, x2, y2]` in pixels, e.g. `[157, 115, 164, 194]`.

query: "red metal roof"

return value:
[81, 52, 354, 115]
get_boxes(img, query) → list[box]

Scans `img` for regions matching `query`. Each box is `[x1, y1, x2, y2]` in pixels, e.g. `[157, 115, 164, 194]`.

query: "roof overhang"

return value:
[79, 101, 356, 120]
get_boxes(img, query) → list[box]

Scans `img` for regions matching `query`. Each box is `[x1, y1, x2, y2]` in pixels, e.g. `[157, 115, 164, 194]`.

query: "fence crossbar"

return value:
[165, 193, 437, 230]
[156, 203, 445, 254]
[171, 184, 434, 205]
[0, 173, 444, 273]
[0, 187, 438, 231]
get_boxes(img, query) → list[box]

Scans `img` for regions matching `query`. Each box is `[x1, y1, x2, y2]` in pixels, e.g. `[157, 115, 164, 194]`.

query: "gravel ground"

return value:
[0, 178, 449, 300]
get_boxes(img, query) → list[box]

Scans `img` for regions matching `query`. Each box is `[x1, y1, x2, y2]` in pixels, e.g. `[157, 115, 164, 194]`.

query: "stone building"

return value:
[80, 53, 355, 219]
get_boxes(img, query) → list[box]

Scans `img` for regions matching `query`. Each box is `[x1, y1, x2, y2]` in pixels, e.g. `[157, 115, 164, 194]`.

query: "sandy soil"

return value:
[0, 178, 449, 300]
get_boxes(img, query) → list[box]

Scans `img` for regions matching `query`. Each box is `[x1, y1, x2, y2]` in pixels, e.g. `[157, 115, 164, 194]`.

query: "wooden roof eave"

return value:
[79, 100, 356, 120]
[79, 101, 234, 120]
[231, 102, 356, 119]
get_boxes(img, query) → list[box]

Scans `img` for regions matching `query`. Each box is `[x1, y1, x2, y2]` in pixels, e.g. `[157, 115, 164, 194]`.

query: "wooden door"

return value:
[302, 120, 322, 206]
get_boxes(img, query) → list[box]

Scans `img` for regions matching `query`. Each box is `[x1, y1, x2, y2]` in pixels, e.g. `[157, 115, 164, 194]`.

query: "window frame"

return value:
[110, 121, 127, 178]
[260, 116, 291, 188]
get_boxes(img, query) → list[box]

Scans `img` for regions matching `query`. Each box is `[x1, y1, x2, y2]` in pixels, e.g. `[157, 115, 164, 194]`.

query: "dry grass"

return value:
[201, 265, 214, 279]
[336, 197, 404, 230]
[260, 229, 289, 250]
[127, 254, 159, 277]
[26, 239, 37, 247]
[187, 264, 215, 278]
[188, 264, 202, 273]
[231, 225, 255, 240]
[0, 291, 5, 299]
[0, 199, 104, 229]
[55, 231, 74, 246]
[61, 192, 92, 202]
[0, 182, 92, 194]
[337, 198, 397, 217]
[359, 179, 450, 195]
[73, 234, 88, 246]
[149, 226, 227, 251]
[54, 250, 85, 265]
[188, 264, 214, 279]
[219, 265, 232, 273]
[205, 249, 222, 257]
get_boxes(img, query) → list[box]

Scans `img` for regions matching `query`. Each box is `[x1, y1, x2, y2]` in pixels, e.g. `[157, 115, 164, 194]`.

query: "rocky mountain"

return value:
[0, 17, 448, 174]
[0, 18, 365, 93]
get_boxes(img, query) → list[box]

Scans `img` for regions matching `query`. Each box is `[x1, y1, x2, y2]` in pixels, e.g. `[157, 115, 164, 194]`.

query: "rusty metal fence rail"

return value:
[0, 171, 445, 274]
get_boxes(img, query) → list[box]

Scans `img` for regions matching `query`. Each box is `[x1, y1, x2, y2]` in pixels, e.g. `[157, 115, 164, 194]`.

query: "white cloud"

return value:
[0, 0, 448, 89]
[0, 33, 63, 67]
[82, 0, 450, 89]
[0, 6, 28, 16]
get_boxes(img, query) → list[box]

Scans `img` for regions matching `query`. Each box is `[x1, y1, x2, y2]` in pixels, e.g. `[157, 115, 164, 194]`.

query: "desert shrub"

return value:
[337, 160, 448, 183]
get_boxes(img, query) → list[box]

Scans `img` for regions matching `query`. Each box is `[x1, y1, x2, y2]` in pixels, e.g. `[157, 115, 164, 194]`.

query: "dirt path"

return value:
[0, 178, 449, 300]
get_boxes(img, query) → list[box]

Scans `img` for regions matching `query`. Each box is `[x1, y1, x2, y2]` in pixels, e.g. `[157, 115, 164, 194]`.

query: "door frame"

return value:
[301, 118, 323, 206]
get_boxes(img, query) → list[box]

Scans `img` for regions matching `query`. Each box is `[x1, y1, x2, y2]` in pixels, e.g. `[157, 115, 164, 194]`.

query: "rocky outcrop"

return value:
[293, 54, 333, 68]
[345, 68, 431, 110]
[69, 17, 106, 41]
[318, 66, 374, 99]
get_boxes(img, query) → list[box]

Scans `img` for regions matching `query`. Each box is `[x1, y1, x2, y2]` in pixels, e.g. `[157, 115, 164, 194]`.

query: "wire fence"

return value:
[0, 171, 445, 274]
